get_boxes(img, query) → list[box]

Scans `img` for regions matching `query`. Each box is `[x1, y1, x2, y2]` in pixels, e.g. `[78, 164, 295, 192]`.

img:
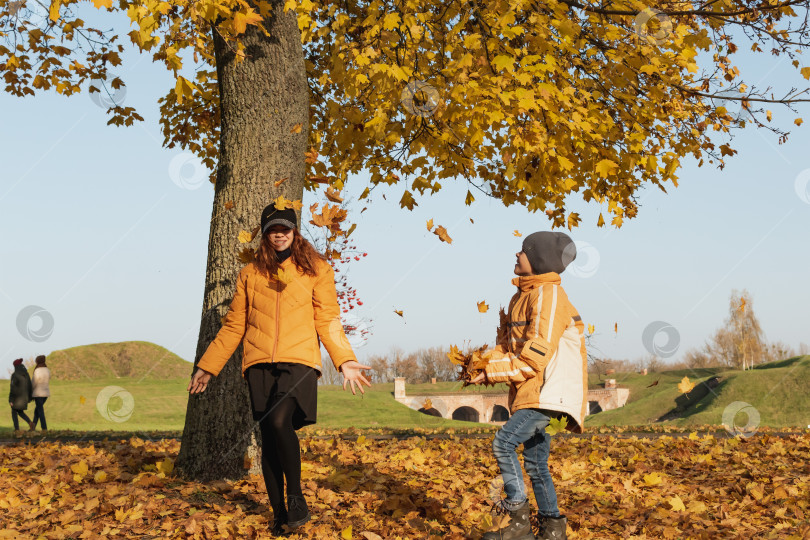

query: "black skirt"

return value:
[245, 362, 318, 430]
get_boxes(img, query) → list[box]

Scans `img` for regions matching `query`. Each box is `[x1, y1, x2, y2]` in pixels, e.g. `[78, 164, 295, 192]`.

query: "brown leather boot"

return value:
[482, 500, 536, 540]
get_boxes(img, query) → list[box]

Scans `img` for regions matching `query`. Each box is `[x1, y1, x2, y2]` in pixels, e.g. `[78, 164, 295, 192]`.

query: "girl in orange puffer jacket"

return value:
[188, 203, 372, 535]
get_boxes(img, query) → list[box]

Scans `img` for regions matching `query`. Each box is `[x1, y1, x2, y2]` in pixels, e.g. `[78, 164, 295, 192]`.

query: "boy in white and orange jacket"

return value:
[472, 231, 587, 540]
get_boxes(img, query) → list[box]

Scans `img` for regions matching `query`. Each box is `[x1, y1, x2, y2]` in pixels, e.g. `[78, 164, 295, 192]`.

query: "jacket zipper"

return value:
[271, 274, 281, 363]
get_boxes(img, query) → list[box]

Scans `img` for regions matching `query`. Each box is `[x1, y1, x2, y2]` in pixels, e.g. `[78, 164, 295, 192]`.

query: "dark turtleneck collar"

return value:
[275, 247, 292, 263]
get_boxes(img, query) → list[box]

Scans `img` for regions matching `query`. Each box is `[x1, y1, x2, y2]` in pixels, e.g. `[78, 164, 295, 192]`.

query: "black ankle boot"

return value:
[270, 506, 287, 536]
[286, 495, 311, 529]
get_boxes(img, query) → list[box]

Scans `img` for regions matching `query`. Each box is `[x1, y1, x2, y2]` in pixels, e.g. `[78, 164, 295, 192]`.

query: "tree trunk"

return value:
[176, 1, 308, 481]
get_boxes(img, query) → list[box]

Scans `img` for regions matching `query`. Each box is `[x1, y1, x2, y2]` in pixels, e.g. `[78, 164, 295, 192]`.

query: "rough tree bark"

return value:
[176, 0, 308, 481]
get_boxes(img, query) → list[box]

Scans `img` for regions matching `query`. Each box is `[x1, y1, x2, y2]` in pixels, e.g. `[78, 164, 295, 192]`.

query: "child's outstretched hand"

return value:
[469, 372, 486, 385]
[340, 361, 373, 395]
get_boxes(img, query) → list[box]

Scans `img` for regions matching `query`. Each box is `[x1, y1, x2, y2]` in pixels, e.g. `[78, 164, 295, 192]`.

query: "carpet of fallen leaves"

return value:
[1, 432, 809, 539]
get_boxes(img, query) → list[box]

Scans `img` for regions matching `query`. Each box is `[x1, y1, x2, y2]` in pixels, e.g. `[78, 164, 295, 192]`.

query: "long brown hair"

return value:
[254, 229, 325, 279]
[34, 355, 47, 369]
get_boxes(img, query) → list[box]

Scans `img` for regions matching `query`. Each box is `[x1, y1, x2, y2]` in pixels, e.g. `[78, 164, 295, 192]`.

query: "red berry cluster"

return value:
[325, 238, 368, 314]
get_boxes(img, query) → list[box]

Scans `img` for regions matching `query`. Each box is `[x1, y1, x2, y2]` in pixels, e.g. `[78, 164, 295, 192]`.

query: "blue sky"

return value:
[1, 10, 809, 376]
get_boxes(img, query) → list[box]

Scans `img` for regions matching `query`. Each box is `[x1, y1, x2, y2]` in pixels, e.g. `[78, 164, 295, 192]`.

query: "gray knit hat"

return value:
[522, 231, 577, 274]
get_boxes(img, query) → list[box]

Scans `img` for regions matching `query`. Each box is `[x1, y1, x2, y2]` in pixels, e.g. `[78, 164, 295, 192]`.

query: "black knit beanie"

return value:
[260, 205, 297, 235]
[522, 231, 577, 274]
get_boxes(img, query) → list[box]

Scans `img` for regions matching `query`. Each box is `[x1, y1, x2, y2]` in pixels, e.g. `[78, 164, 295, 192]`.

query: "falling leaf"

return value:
[273, 177, 288, 187]
[513, 230, 522, 237]
[224, 201, 235, 210]
[275, 267, 294, 285]
[545, 416, 568, 436]
[325, 187, 344, 203]
[587, 323, 595, 334]
[739, 298, 746, 313]
[238, 247, 256, 264]
[469, 218, 474, 224]
[290, 122, 303, 133]
[477, 301, 489, 313]
[422, 398, 433, 410]
[272, 195, 303, 211]
[310, 203, 348, 230]
[614, 322, 618, 334]
[647, 380, 660, 388]
[309, 175, 330, 184]
[426, 218, 434, 231]
[678, 376, 695, 394]
[237, 230, 254, 244]
[433, 225, 452, 244]
[79, 395, 86, 405]
[394, 309, 404, 317]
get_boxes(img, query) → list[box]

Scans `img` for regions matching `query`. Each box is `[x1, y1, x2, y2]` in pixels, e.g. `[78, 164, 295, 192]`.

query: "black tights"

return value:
[258, 396, 302, 512]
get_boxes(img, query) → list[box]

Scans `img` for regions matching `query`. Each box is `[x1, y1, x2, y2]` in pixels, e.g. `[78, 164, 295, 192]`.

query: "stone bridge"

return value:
[394, 378, 630, 424]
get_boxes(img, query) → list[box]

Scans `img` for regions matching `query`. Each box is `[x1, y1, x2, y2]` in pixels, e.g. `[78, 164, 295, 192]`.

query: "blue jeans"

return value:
[492, 408, 560, 517]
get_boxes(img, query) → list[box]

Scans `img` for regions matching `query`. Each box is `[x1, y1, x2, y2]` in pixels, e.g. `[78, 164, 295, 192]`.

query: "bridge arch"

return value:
[452, 406, 480, 422]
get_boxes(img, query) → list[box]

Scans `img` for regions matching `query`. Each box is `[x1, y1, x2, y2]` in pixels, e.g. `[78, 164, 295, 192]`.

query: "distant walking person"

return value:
[31, 355, 50, 431]
[9, 358, 33, 434]
[188, 203, 372, 536]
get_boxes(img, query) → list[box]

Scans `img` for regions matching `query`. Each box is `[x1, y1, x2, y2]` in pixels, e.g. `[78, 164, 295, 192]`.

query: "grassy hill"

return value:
[43, 341, 192, 381]
[587, 355, 810, 428]
[2, 352, 807, 435]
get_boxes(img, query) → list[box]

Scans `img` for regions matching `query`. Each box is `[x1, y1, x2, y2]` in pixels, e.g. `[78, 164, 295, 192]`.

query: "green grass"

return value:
[587, 355, 810, 428]
[44, 340, 191, 381]
[0, 377, 494, 436]
[4, 356, 807, 436]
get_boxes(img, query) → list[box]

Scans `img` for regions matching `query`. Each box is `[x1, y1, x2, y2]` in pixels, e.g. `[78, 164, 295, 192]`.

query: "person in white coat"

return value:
[31, 355, 50, 431]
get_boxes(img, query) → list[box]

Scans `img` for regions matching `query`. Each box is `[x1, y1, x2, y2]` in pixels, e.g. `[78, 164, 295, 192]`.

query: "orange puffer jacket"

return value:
[483, 273, 588, 433]
[196, 258, 356, 377]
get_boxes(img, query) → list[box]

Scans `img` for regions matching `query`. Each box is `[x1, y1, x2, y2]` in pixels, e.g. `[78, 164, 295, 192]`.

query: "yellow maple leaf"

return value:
[668, 495, 686, 512]
[94, 470, 107, 483]
[310, 203, 348, 229]
[643, 472, 663, 486]
[341, 525, 352, 540]
[174, 76, 196, 105]
[678, 376, 695, 394]
[446, 344, 466, 365]
[276, 267, 294, 284]
[232, 9, 262, 35]
[70, 460, 88, 477]
[237, 230, 254, 244]
[422, 398, 433, 410]
[79, 395, 86, 404]
[157, 458, 174, 475]
[305, 148, 319, 164]
[477, 301, 489, 313]
[545, 416, 568, 436]
[595, 159, 618, 178]
[48, 0, 62, 21]
[513, 230, 522, 237]
[290, 122, 303, 133]
[91, 0, 112, 8]
[224, 201, 235, 210]
[433, 225, 452, 244]
[587, 323, 595, 334]
[273, 177, 288, 188]
[426, 218, 434, 231]
[394, 309, 404, 317]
